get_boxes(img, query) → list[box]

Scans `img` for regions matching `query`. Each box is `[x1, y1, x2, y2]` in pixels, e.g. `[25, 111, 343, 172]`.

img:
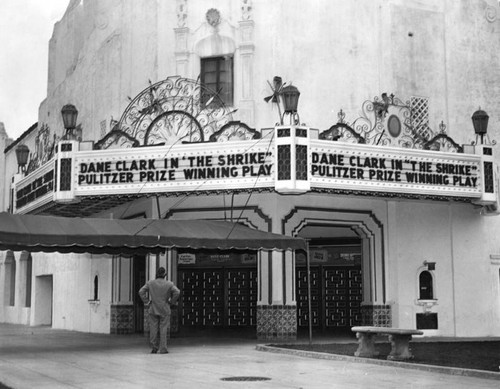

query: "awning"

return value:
[0, 212, 305, 254]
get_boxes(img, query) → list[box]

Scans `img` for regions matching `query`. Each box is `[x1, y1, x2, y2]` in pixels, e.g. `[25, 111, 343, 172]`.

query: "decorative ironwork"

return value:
[209, 121, 261, 142]
[319, 122, 366, 144]
[324, 94, 463, 152]
[26, 124, 59, 175]
[94, 129, 141, 149]
[106, 76, 235, 149]
[423, 122, 464, 153]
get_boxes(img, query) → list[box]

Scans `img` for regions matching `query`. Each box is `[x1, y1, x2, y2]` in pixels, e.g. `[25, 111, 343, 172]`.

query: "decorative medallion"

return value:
[206, 8, 221, 28]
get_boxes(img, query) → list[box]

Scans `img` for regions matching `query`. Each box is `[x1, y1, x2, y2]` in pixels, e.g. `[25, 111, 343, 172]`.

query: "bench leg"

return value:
[354, 332, 379, 358]
[387, 334, 414, 361]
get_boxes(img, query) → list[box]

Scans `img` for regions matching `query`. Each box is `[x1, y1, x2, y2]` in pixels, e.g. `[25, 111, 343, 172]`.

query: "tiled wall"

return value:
[110, 304, 134, 334]
[361, 304, 392, 327]
[257, 305, 297, 340]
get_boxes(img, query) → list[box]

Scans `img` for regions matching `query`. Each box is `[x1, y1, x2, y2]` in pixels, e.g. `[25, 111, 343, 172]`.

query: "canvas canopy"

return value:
[0, 212, 305, 255]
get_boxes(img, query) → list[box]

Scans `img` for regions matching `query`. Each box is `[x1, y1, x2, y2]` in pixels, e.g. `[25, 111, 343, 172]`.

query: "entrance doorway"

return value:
[296, 238, 362, 334]
[177, 249, 257, 335]
[133, 256, 146, 333]
[34, 275, 53, 326]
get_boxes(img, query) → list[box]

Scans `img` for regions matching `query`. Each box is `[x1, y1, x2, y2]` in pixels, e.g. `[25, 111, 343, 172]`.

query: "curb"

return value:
[256, 344, 500, 381]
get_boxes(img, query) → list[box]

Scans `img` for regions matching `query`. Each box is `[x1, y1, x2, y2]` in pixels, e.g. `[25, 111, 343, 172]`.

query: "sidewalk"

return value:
[0, 323, 498, 389]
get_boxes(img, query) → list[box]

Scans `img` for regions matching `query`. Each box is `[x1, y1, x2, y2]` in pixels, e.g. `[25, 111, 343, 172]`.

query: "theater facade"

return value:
[1, 0, 500, 339]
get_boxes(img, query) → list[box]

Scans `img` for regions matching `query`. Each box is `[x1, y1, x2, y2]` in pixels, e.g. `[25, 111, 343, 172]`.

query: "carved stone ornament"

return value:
[206, 8, 221, 28]
[241, 0, 253, 21]
[177, 0, 187, 27]
[485, 0, 500, 22]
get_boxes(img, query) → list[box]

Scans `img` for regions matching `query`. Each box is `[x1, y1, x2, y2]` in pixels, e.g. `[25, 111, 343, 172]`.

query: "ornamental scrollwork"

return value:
[103, 76, 235, 149]
[322, 94, 463, 153]
[209, 121, 261, 142]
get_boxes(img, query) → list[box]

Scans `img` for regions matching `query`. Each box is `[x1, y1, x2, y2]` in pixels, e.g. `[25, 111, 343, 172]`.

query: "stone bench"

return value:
[351, 326, 424, 361]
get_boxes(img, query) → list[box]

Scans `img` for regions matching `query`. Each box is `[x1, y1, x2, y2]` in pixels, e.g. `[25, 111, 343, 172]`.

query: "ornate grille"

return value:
[484, 161, 494, 193]
[277, 145, 291, 180]
[60, 158, 72, 191]
[410, 96, 432, 141]
[296, 145, 308, 180]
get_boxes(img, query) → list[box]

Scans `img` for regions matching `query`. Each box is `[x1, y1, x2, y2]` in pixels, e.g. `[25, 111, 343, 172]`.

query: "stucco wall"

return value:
[32, 252, 112, 333]
[32, 0, 500, 157]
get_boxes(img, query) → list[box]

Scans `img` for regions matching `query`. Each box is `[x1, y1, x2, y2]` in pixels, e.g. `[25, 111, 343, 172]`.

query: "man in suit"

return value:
[139, 267, 180, 354]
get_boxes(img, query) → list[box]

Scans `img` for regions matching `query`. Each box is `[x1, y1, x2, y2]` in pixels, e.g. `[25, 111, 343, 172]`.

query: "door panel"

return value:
[297, 266, 362, 331]
[227, 269, 257, 326]
[179, 268, 256, 327]
[296, 268, 321, 327]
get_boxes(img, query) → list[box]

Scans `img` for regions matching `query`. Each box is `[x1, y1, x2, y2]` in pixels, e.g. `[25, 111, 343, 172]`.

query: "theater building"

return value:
[1, 0, 500, 339]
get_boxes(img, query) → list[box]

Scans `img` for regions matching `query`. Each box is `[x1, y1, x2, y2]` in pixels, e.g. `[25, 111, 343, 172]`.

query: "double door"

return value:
[297, 266, 362, 331]
[178, 267, 257, 328]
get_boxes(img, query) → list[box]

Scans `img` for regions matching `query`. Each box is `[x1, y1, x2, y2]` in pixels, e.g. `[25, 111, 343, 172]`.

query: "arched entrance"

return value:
[296, 226, 362, 334]
[284, 207, 390, 330]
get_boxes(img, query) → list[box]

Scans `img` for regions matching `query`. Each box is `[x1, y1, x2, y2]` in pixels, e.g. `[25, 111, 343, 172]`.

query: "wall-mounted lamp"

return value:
[423, 261, 436, 271]
[61, 104, 78, 139]
[15, 144, 30, 174]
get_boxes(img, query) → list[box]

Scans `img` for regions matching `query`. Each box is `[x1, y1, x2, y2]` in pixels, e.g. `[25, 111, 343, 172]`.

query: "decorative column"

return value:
[110, 255, 134, 334]
[257, 250, 297, 340]
[237, 18, 255, 123]
[174, 0, 190, 77]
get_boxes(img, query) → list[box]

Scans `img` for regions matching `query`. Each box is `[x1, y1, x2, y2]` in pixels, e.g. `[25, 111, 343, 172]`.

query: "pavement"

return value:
[0, 323, 498, 389]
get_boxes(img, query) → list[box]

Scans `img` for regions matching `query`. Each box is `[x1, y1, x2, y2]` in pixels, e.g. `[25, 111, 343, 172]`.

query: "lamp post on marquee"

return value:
[61, 104, 79, 140]
[471, 108, 489, 145]
[15, 144, 30, 174]
[280, 84, 301, 125]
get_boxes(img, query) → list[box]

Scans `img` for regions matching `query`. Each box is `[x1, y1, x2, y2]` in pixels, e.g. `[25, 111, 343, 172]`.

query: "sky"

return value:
[0, 0, 69, 140]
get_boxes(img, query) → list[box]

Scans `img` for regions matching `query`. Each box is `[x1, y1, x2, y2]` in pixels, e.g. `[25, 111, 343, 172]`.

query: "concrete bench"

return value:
[351, 326, 424, 361]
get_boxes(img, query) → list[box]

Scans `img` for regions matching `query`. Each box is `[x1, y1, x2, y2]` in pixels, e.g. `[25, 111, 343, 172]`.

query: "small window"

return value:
[25, 254, 32, 307]
[419, 270, 434, 300]
[4, 253, 16, 306]
[93, 275, 99, 301]
[200, 56, 233, 107]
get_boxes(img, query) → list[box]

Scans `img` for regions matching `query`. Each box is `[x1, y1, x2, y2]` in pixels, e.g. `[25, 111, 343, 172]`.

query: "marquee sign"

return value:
[74, 141, 275, 196]
[12, 126, 496, 214]
[309, 141, 482, 197]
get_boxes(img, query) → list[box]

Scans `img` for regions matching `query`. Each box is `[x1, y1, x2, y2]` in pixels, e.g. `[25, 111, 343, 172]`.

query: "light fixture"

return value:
[423, 261, 436, 271]
[281, 85, 300, 113]
[471, 108, 489, 145]
[61, 104, 78, 139]
[15, 144, 30, 174]
[280, 84, 300, 125]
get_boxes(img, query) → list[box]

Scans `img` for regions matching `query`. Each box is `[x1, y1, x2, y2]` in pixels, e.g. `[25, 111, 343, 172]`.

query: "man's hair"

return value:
[156, 267, 166, 278]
